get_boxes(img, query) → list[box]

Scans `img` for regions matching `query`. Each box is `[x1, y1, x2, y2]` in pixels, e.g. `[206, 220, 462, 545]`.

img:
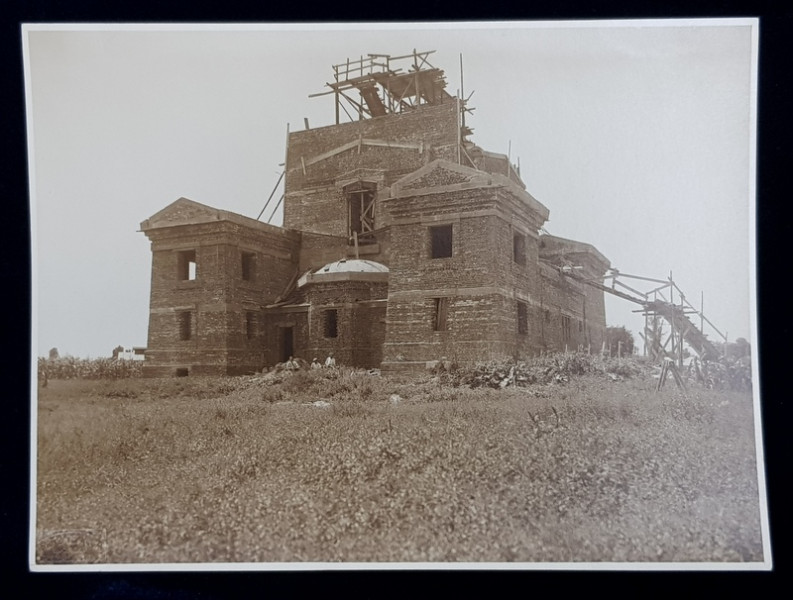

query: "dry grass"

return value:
[35, 361, 764, 564]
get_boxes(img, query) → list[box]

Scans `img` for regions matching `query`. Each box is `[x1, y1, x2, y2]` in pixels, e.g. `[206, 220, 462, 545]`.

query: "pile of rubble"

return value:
[429, 350, 754, 392]
[440, 352, 635, 389]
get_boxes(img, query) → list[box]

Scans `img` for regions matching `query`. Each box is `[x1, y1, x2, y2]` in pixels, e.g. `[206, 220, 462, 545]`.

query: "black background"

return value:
[3, 1, 790, 596]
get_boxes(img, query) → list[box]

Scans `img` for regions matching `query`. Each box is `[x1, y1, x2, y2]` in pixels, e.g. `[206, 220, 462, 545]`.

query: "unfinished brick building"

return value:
[140, 51, 610, 377]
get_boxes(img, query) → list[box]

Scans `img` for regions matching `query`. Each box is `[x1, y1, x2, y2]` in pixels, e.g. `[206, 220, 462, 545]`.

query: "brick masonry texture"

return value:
[140, 87, 610, 376]
[141, 200, 300, 376]
[284, 102, 459, 237]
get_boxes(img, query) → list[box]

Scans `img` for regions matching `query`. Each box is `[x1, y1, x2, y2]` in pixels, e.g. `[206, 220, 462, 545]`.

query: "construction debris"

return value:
[450, 353, 637, 389]
[441, 352, 752, 392]
[305, 400, 331, 408]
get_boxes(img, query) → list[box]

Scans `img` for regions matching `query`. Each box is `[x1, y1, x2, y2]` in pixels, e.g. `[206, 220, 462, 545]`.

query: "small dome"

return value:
[316, 259, 389, 274]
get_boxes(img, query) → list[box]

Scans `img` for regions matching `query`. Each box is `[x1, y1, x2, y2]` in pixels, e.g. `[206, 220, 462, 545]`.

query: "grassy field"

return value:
[34, 358, 765, 564]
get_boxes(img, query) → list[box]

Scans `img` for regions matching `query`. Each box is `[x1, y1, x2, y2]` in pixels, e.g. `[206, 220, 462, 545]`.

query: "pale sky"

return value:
[24, 21, 757, 358]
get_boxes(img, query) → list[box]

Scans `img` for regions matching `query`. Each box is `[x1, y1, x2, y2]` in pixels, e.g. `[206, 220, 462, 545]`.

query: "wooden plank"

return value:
[256, 170, 284, 221]
[337, 89, 366, 113]
[361, 138, 422, 150]
[339, 99, 354, 123]
[671, 363, 686, 390]
[613, 279, 649, 299]
[608, 272, 669, 285]
[304, 138, 423, 168]
[461, 146, 476, 168]
[456, 95, 461, 164]
[265, 193, 284, 225]
[387, 50, 436, 62]
[656, 363, 666, 391]
[308, 86, 338, 98]
[282, 121, 289, 174]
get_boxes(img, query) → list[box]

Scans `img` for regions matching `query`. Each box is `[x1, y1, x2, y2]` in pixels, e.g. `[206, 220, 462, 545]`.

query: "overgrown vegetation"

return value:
[442, 353, 654, 388]
[35, 355, 763, 564]
[38, 356, 143, 381]
[605, 326, 635, 356]
[437, 352, 750, 392]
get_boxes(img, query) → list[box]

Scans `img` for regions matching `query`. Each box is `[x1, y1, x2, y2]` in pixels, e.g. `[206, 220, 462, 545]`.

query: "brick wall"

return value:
[305, 280, 387, 368]
[284, 102, 459, 236]
[382, 181, 557, 368]
[260, 308, 309, 367]
[385, 188, 500, 292]
[141, 101, 611, 376]
[538, 235, 610, 352]
[297, 229, 392, 273]
[261, 280, 387, 369]
[142, 215, 299, 376]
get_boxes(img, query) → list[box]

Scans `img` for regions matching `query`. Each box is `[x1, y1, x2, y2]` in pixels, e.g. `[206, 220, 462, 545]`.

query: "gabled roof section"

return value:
[139, 197, 293, 237]
[389, 159, 549, 222]
[390, 160, 489, 197]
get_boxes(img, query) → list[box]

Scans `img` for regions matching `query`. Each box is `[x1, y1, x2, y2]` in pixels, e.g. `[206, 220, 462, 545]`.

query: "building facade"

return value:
[140, 52, 610, 376]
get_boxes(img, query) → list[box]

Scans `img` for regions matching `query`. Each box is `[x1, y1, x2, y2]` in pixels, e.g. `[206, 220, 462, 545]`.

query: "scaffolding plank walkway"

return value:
[557, 267, 725, 363]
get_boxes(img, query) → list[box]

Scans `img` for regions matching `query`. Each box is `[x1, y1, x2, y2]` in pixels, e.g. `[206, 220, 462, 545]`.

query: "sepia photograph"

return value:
[24, 20, 769, 570]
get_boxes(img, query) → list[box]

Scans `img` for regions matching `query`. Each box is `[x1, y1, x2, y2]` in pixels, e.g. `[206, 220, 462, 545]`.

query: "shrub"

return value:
[602, 357, 642, 378]
[606, 326, 635, 356]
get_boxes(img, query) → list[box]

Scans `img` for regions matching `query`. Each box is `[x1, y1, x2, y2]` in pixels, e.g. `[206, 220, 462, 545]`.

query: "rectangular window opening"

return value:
[433, 297, 449, 331]
[179, 311, 192, 341]
[517, 301, 528, 335]
[430, 224, 453, 259]
[175, 368, 189, 377]
[177, 250, 197, 281]
[513, 232, 527, 265]
[245, 312, 256, 340]
[346, 183, 377, 245]
[324, 309, 338, 338]
[241, 252, 256, 281]
[562, 315, 572, 342]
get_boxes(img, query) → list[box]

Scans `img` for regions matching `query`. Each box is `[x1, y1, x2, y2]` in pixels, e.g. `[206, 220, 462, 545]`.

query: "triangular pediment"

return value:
[140, 197, 299, 241]
[390, 160, 491, 197]
[141, 197, 223, 230]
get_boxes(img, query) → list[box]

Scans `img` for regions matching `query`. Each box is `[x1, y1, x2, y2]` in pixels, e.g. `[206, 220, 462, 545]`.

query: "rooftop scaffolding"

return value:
[309, 49, 473, 139]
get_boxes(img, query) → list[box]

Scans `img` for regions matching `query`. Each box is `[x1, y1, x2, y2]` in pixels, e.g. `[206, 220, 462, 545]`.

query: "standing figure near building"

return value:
[324, 352, 336, 368]
[311, 357, 322, 369]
